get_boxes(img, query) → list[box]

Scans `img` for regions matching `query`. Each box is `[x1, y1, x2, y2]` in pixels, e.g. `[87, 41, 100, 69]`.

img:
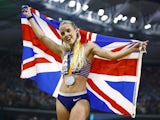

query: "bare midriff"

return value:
[60, 75, 87, 93]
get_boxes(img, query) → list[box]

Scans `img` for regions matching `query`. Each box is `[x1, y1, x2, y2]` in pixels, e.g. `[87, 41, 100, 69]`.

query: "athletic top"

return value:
[61, 51, 91, 78]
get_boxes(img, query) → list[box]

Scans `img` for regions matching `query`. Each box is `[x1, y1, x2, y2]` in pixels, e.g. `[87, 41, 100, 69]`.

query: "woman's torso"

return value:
[60, 43, 94, 93]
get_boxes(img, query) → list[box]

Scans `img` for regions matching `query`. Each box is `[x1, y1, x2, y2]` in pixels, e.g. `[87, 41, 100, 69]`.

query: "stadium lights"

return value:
[142, 9, 160, 35]
[28, 0, 160, 36]
[60, 0, 65, 3]
[113, 14, 123, 24]
[117, 14, 123, 20]
[144, 24, 151, 29]
[69, 0, 76, 7]
[113, 18, 118, 24]
[82, 4, 89, 11]
[101, 15, 108, 21]
[130, 17, 136, 23]
[98, 9, 104, 16]
[122, 16, 127, 21]
[112, 2, 144, 32]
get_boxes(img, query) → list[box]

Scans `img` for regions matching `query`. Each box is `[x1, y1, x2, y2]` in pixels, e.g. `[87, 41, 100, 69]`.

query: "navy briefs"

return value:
[57, 91, 90, 111]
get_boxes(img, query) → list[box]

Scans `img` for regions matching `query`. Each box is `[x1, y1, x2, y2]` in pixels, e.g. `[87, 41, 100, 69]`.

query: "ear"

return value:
[76, 28, 79, 33]
[76, 29, 81, 41]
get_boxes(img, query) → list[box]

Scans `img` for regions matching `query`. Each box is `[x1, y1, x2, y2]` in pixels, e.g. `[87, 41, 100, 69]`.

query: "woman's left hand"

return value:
[133, 40, 148, 53]
[139, 40, 149, 53]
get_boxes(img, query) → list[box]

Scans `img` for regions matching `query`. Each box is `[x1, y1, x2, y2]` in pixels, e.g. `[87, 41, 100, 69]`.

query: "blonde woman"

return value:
[22, 6, 148, 120]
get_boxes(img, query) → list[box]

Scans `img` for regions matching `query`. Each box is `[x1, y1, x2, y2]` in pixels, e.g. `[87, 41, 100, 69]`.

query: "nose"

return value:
[64, 32, 70, 37]
[63, 32, 70, 39]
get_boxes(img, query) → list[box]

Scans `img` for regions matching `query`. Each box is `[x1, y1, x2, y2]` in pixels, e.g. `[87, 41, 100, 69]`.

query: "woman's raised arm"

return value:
[90, 40, 148, 60]
[22, 5, 64, 56]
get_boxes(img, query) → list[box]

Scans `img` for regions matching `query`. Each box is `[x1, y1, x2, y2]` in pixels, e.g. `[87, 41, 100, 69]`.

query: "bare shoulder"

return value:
[84, 41, 97, 60]
[85, 41, 97, 49]
[87, 41, 96, 46]
[85, 41, 101, 53]
[85, 41, 94, 51]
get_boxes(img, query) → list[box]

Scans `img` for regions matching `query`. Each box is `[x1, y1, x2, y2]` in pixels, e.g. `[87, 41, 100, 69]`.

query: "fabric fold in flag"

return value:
[20, 7, 144, 118]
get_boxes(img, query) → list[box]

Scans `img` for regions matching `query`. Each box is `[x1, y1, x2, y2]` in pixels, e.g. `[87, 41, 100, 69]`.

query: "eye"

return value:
[61, 32, 65, 36]
[66, 29, 70, 33]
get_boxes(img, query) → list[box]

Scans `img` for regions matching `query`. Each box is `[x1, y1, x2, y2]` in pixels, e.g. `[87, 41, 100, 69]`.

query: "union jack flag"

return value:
[20, 7, 144, 118]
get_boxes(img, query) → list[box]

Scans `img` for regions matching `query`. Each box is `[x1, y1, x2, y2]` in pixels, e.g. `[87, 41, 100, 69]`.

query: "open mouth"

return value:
[65, 36, 72, 42]
[66, 38, 71, 42]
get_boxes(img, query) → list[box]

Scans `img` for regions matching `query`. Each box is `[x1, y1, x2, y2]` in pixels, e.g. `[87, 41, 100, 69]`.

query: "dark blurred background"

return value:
[0, 0, 160, 120]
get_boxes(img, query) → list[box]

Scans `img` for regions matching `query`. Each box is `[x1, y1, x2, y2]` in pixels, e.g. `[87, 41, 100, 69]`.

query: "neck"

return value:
[69, 37, 78, 52]
[69, 45, 74, 52]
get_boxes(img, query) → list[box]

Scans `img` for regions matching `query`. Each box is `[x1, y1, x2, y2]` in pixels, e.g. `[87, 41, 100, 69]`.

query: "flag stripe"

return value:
[88, 74, 135, 112]
[88, 73, 137, 82]
[87, 78, 131, 116]
[22, 58, 51, 70]
[21, 24, 62, 62]
[48, 24, 61, 39]
[111, 42, 133, 52]
[90, 58, 138, 76]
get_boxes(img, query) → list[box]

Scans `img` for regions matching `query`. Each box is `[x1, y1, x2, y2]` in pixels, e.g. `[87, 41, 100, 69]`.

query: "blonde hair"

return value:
[60, 20, 87, 71]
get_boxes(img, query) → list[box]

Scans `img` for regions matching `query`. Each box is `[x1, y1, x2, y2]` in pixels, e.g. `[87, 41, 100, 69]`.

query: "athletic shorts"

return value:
[57, 91, 90, 111]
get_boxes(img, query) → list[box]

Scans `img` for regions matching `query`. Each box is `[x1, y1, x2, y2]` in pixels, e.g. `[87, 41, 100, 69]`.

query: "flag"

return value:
[20, 7, 144, 118]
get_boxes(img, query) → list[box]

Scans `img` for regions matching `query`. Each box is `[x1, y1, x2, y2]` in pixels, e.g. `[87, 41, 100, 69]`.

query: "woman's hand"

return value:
[21, 5, 32, 18]
[134, 40, 149, 53]
[140, 40, 148, 53]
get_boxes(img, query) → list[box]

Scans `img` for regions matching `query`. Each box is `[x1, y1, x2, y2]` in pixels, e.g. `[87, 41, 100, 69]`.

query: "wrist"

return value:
[27, 15, 33, 20]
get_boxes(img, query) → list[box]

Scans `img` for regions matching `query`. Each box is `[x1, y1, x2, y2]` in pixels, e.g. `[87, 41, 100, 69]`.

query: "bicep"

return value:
[91, 42, 113, 59]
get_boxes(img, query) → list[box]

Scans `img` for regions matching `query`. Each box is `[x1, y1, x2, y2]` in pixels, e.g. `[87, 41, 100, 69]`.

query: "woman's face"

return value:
[59, 23, 78, 47]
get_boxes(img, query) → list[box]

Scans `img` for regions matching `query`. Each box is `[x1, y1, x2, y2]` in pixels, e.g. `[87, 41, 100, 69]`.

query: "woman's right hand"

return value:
[21, 5, 32, 18]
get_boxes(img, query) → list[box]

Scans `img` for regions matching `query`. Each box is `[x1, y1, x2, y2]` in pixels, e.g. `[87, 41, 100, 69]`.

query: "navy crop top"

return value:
[61, 51, 91, 78]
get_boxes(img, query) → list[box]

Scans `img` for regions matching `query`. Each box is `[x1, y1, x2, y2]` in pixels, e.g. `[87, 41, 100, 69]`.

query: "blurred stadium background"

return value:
[0, 0, 160, 120]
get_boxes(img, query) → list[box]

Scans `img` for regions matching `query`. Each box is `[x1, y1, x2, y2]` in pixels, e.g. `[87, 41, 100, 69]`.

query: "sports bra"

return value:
[61, 51, 91, 78]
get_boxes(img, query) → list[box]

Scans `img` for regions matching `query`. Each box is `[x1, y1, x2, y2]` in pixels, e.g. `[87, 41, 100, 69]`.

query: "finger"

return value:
[22, 8, 27, 12]
[21, 5, 29, 9]
[145, 40, 149, 44]
[144, 41, 148, 46]
[21, 5, 29, 12]
[139, 43, 143, 51]
[142, 44, 147, 53]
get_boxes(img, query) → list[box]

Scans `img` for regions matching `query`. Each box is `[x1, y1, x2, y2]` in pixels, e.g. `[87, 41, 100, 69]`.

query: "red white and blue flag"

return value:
[20, 7, 143, 118]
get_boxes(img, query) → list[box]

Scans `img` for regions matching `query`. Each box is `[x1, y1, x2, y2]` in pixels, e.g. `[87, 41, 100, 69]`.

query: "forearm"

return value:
[24, 13, 63, 55]
[28, 17, 63, 55]
[91, 41, 140, 60]
[22, 6, 46, 41]
[28, 17, 45, 40]
[112, 47, 138, 60]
